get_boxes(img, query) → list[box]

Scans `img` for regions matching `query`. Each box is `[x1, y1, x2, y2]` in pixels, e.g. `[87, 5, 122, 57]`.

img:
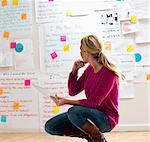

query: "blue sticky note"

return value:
[1, 116, 7, 123]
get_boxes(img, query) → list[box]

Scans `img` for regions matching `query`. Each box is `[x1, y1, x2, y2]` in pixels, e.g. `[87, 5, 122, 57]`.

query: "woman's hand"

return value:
[72, 60, 85, 74]
[50, 95, 68, 106]
[50, 95, 80, 106]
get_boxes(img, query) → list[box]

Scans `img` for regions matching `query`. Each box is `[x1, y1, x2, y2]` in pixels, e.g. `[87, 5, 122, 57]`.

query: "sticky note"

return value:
[130, 16, 138, 23]
[135, 53, 142, 62]
[127, 45, 134, 52]
[0, 88, 4, 96]
[21, 13, 27, 20]
[50, 52, 58, 59]
[66, 10, 72, 16]
[13, 102, 20, 109]
[24, 80, 30, 86]
[104, 41, 112, 51]
[10, 42, 16, 48]
[146, 74, 150, 80]
[2, 0, 7, 6]
[3, 32, 10, 38]
[15, 43, 24, 52]
[60, 36, 66, 42]
[63, 45, 70, 52]
[53, 106, 60, 114]
[12, 0, 18, 6]
[1, 116, 7, 123]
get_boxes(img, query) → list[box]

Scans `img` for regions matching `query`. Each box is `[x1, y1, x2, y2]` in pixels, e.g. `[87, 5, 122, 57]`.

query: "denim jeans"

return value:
[45, 105, 112, 136]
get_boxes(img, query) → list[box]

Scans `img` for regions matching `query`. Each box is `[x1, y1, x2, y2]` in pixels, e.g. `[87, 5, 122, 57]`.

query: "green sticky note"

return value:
[1, 116, 7, 123]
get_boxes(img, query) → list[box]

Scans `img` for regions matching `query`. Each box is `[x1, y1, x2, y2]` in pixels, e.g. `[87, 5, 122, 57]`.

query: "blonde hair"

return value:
[81, 35, 125, 80]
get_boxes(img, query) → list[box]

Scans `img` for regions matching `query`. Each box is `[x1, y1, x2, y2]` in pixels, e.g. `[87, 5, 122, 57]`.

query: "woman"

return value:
[45, 35, 125, 142]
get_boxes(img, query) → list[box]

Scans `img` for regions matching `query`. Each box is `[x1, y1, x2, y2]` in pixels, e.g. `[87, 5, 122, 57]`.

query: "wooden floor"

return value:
[0, 132, 149, 142]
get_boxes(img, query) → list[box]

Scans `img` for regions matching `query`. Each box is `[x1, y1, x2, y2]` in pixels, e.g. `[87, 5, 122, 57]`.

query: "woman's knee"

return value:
[68, 106, 82, 116]
[45, 120, 54, 135]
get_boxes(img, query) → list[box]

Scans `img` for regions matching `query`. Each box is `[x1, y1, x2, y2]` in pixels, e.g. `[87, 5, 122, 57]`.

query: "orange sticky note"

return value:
[127, 45, 134, 52]
[2, 0, 7, 6]
[21, 13, 27, 20]
[146, 74, 150, 80]
[3, 31, 10, 38]
[13, 102, 20, 109]
[0, 88, 4, 96]
[12, 0, 18, 6]
[63, 45, 70, 52]
[130, 16, 138, 23]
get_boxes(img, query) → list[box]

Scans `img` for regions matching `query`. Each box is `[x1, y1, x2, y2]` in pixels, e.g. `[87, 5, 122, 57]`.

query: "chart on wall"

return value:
[0, 71, 39, 131]
[0, 0, 33, 38]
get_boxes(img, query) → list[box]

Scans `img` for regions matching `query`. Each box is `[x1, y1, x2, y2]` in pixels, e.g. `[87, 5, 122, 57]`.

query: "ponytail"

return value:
[98, 53, 125, 80]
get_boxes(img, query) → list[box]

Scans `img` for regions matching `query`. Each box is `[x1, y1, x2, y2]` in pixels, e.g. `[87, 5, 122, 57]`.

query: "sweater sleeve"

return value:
[79, 70, 117, 108]
[68, 65, 91, 96]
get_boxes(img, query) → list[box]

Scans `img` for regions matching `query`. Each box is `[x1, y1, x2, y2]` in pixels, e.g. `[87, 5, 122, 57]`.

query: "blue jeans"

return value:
[45, 106, 112, 136]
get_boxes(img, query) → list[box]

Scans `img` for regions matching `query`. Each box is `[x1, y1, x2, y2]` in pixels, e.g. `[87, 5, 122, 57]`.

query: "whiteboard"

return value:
[0, 0, 149, 132]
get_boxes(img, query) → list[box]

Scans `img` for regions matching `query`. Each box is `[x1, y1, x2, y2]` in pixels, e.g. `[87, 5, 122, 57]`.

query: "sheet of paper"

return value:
[0, 0, 32, 37]
[32, 84, 53, 97]
[135, 19, 150, 43]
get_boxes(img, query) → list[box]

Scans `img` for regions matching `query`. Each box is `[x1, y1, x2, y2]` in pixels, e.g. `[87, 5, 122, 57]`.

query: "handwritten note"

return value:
[35, 0, 64, 23]
[0, 0, 32, 34]
[0, 71, 39, 129]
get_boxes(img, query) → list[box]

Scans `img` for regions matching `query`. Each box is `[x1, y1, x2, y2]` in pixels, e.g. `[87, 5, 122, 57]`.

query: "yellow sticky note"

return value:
[3, 31, 10, 38]
[127, 45, 134, 52]
[63, 45, 70, 52]
[12, 0, 18, 6]
[2, 0, 7, 6]
[104, 41, 112, 51]
[130, 16, 138, 23]
[53, 105, 60, 114]
[13, 101, 20, 109]
[146, 74, 150, 80]
[0, 88, 4, 96]
[66, 10, 72, 16]
[21, 13, 27, 20]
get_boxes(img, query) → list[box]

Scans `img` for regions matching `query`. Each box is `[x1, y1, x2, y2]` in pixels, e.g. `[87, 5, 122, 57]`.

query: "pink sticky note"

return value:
[50, 52, 58, 59]
[10, 42, 16, 48]
[24, 80, 30, 86]
[60, 36, 66, 42]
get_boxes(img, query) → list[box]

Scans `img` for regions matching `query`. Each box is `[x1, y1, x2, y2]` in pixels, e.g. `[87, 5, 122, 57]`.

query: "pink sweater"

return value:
[68, 65, 119, 129]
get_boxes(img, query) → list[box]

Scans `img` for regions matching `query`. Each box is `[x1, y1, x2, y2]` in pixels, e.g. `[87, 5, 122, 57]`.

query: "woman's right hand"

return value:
[71, 60, 85, 74]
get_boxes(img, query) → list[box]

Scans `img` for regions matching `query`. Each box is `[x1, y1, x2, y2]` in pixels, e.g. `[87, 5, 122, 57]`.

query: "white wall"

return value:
[0, 0, 149, 132]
